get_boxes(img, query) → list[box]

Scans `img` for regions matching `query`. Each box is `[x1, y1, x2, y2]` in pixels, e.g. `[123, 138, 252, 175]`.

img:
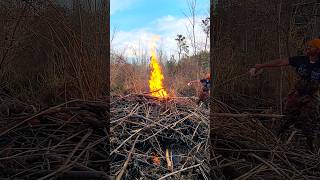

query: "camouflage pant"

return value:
[278, 91, 319, 151]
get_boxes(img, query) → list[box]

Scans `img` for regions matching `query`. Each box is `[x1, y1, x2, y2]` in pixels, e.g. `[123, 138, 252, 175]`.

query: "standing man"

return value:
[188, 73, 211, 107]
[250, 38, 320, 152]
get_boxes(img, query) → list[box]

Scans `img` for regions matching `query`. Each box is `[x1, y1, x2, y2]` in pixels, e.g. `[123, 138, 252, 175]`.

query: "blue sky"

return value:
[111, 0, 208, 31]
[111, 0, 210, 59]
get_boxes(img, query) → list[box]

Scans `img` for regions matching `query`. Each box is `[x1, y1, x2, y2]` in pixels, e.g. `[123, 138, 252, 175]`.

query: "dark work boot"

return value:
[277, 116, 297, 137]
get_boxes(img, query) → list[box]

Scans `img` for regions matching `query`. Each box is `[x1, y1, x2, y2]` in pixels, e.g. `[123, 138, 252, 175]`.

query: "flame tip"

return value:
[148, 37, 171, 99]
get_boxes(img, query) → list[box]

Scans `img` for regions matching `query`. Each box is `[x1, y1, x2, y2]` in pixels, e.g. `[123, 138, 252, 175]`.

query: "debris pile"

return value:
[211, 100, 320, 179]
[110, 94, 209, 179]
[0, 91, 109, 179]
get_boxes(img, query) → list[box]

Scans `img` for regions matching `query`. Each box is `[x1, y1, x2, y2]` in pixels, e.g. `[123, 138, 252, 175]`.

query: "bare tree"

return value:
[201, 17, 210, 51]
[175, 34, 189, 61]
[184, 0, 197, 56]
[110, 25, 118, 45]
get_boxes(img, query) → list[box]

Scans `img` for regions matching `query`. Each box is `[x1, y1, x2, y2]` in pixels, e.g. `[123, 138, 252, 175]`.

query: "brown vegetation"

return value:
[212, 0, 320, 110]
[110, 94, 209, 179]
[0, 0, 108, 105]
[0, 1, 109, 179]
[110, 51, 210, 99]
[210, 1, 320, 179]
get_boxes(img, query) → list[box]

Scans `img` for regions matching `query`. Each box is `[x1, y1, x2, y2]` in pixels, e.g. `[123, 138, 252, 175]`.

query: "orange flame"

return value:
[151, 152, 160, 166]
[148, 37, 168, 98]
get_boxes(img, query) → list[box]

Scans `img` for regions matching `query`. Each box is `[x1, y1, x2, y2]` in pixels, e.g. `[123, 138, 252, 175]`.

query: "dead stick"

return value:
[0, 99, 81, 137]
[143, 88, 164, 94]
[212, 159, 246, 170]
[158, 163, 201, 180]
[38, 135, 106, 180]
[116, 134, 140, 180]
[249, 153, 291, 179]
[23, 170, 108, 179]
[37, 130, 92, 180]
[212, 113, 284, 118]
[63, 130, 92, 165]
[234, 165, 267, 180]
[111, 128, 142, 155]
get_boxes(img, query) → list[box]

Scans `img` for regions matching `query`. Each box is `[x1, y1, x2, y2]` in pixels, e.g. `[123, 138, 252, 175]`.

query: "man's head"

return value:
[305, 38, 320, 57]
[206, 73, 211, 79]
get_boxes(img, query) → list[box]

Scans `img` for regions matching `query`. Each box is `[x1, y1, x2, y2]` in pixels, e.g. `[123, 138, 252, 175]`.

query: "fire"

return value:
[148, 37, 168, 98]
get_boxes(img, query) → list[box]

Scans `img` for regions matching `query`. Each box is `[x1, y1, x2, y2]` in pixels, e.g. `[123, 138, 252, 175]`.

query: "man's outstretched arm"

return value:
[255, 58, 289, 70]
[187, 80, 200, 86]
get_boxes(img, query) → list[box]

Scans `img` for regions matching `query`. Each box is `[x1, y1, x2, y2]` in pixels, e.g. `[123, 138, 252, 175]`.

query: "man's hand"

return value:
[249, 68, 257, 77]
[254, 64, 263, 70]
[249, 64, 263, 77]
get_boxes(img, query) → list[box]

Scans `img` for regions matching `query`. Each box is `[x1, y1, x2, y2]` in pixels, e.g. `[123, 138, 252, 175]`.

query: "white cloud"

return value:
[110, 0, 139, 15]
[111, 15, 210, 60]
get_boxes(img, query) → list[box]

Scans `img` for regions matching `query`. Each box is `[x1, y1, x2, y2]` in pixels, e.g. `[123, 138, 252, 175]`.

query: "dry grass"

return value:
[0, 0, 108, 105]
[110, 93, 209, 179]
[110, 52, 210, 99]
[211, 101, 320, 179]
[210, 0, 316, 111]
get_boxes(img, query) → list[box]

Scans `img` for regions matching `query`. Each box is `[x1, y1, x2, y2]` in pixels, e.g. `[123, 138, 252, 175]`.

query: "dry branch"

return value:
[212, 113, 284, 118]
[0, 93, 108, 179]
[110, 93, 209, 179]
[211, 97, 320, 179]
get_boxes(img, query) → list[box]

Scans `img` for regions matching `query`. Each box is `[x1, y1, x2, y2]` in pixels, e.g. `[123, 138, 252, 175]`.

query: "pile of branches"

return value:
[211, 101, 320, 179]
[0, 90, 109, 179]
[110, 94, 209, 179]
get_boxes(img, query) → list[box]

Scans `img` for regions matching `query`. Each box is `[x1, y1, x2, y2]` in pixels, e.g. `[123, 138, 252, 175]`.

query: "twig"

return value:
[212, 112, 284, 118]
[116, 135, 140, 180]
[0, 99, 81, 137]
[110, 128, 142, 155]
[249, 153, 291, 179]
[158, 163, 202, 180]
[37, 130, 93, 180]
